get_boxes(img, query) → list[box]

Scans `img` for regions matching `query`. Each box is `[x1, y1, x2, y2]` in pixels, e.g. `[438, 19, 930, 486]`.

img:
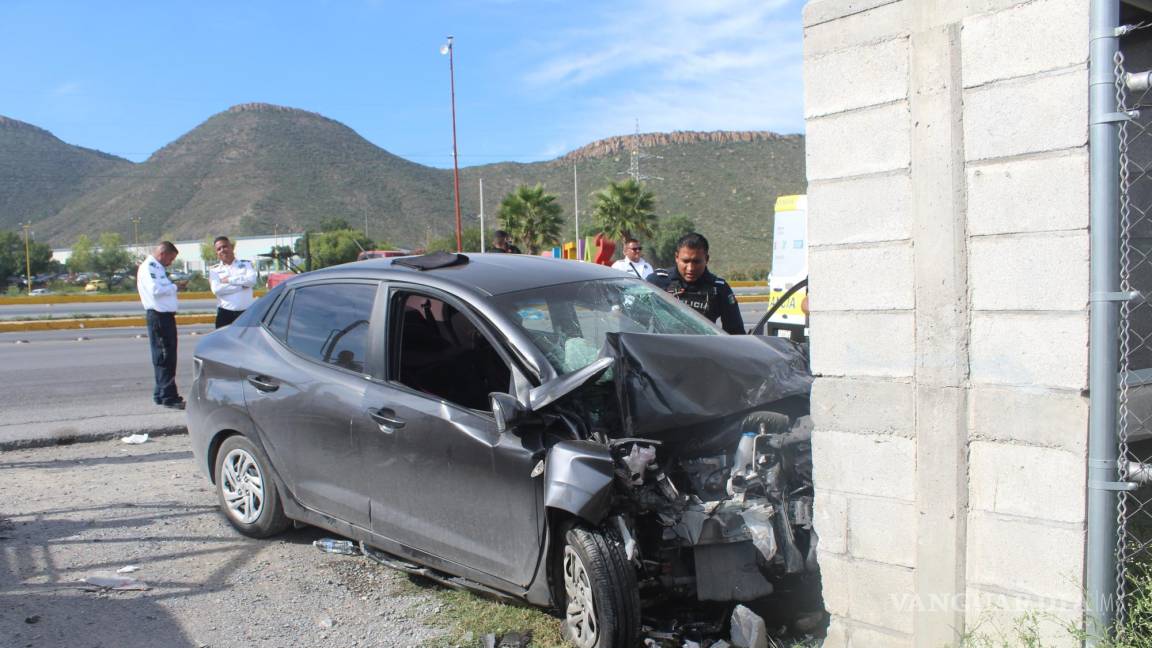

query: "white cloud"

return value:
[524, 0, 804, 155]
[52, 81, 83, 96]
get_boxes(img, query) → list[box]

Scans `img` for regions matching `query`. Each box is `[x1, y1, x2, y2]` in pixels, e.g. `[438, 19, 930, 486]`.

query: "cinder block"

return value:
[806, 3, 909, 61]
[806, 37, 909, 117]
[969, 312, 1088, 390]
[961, 0, 1089, 87]
[964, 587, 1084, 648]
[809, 242, 914, 311]
[807, 102, 911, 181]
[963, 68, 1087, 162]
[848, 559, 916, 633]
[818, 552, 853, 617]
[812, 430, 916, 500]
[808, 173, 912, 246]
[969, 231, 1089, 311]
[969, 385, 1088, 454]
[810, 312, 915, 378]
[967, 150, 1089, 235]
[968, 441, 1086, 524]
[822, 616, 850, 648]
[814, 490, 850, 555]
[966, 511, 1085, 602]
[812, 377, 915, 437]
[848, 496, 916, 567]
[804, 0, 903, 29]
[849, 624, 914, 648]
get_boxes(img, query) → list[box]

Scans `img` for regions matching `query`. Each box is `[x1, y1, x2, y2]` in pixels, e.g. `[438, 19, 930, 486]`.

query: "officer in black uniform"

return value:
[646, 232, 745, 334]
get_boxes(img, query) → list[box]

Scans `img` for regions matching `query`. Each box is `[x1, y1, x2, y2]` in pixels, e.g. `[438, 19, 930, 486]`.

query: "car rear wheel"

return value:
[215, 435, 290, 538]
[560, 525, 640, 648]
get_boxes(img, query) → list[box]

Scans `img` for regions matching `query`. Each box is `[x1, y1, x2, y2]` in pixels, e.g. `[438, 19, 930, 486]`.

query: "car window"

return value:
[492, 278, 719, 374]
[281, 283, 376, 373]
[390, 292, 511, 410]
[264, 289, 294, 343]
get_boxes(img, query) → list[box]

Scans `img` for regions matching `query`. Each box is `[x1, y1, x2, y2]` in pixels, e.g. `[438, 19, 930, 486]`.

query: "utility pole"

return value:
[479, 178, 486, 253]
[22, 222, 32, 296]
[573, 165, 580, 258]
[131, 216, 141, 248]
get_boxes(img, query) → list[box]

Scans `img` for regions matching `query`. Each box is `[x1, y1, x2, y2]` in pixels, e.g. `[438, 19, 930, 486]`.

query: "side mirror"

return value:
[490, 392, 525, 434]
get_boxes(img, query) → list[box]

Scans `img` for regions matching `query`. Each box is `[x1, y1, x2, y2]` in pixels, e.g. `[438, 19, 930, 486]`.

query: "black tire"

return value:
[214, 435, 290, 538]
[558, 525, 641, 648]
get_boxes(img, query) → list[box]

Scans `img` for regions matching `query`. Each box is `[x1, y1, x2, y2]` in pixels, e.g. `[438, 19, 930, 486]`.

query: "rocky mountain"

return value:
[0, 116, 132, 232]
[4, 104, 806, 270]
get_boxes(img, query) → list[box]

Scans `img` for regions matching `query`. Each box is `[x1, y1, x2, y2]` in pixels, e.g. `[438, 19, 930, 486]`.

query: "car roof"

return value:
[304, 253, 633, 296]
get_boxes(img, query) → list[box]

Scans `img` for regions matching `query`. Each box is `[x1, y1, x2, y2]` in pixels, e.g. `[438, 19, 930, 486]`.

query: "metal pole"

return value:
[574, 165, 580, 260]
[1087, 0, 1122, 643]
[22, 223, 32, 296]
[479, 178, 486, 253]
[446, 35, 463, 253]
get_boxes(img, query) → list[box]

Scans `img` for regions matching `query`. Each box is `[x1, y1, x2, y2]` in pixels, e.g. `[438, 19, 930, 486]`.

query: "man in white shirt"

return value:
[611, 238, 654, 280]
[136, 241, 183, 409]
[208, 236, 258, 328]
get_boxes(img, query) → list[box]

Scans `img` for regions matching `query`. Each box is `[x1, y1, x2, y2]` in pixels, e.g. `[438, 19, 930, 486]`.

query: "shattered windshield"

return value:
[493, 278, 720, 374]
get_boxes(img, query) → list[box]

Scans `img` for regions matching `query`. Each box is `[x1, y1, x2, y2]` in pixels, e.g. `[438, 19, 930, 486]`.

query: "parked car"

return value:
[188, 253, 817, 647]
[83, 279, 108, 292]
[30, 288, 51, 296]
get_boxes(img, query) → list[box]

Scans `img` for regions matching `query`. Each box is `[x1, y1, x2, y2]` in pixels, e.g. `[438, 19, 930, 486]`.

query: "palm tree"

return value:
[592, 178, 657, 242]
[497, 183, 564, 254]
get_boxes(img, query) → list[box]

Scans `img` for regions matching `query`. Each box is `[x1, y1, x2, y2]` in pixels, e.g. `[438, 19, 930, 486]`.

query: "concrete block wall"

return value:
[803, 0, 1090, 645]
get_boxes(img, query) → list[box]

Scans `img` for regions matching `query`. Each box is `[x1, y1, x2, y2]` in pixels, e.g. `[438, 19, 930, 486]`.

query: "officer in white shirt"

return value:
[611, 238, 654, 280]
[208, 236, 258, 328]
[136, 241, 183, 409]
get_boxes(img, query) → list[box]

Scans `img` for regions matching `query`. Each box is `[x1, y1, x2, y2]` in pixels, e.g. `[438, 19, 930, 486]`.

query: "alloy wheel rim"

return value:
[220, 448, 265, 524]
[563, 545, 599, 648]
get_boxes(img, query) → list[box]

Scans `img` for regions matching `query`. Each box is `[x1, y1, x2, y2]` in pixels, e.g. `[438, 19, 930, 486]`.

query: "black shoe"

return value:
[161, 400, 186, 410]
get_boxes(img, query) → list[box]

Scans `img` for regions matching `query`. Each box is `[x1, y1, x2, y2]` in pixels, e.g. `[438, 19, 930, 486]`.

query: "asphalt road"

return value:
[0, 326, 210, 448]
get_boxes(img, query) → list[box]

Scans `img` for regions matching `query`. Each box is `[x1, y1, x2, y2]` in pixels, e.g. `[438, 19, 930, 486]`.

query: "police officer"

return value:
[646, 232, 745, 334]
[136, 241, 183, 408]
[208, 236, 258, 328]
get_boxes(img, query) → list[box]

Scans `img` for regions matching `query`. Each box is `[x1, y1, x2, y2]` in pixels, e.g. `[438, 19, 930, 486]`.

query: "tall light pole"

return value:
[131, 216, 141, 249]
[441, 35, 463, 252]
[21, 222, 32, 296]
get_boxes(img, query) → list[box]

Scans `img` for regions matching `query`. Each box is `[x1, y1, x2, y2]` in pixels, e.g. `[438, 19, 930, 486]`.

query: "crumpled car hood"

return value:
[602, 333, 812, 456]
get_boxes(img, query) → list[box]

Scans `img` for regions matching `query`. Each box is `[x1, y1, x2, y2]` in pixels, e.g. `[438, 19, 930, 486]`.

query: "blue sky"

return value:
[0, 0, 805, 168]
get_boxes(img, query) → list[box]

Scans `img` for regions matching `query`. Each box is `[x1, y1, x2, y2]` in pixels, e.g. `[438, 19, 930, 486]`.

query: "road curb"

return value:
[0, 425, 188, 452]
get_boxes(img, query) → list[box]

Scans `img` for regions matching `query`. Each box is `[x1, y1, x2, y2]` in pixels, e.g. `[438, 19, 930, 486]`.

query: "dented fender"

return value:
[543, 440, 615, 524]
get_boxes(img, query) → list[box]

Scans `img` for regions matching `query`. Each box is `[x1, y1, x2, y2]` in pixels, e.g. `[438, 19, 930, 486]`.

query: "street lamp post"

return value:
[21, 223, 32, 296]
[442, 35, 463, 252]
[131, 216, 141, 248]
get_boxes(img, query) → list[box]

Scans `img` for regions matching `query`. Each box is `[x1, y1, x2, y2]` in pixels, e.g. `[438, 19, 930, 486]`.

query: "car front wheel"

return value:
[560, 525, 640, 648]
[214, 435, 290, 538]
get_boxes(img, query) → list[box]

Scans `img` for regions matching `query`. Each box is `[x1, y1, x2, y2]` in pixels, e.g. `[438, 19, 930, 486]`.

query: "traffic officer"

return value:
[208, 236, 258, 328]
[646, 232, 745, 334]
[137, 241, 183, 408]
[611, 237, 654, 280]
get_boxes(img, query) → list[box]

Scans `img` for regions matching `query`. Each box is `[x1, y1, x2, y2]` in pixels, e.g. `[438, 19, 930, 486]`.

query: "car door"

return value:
[241, 280, 382, 528]
[355, 286, 544, 586]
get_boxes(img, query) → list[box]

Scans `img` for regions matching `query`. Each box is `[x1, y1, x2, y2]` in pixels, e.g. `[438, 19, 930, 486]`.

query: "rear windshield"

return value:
[492, 278, 718, 374]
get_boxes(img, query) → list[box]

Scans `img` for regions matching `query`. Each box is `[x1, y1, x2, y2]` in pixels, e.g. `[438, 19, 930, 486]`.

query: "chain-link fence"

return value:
[1113, 32, 1152, 637]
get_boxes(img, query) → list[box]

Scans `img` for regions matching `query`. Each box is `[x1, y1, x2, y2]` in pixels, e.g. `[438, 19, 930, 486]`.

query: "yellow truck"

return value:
[753, 195, 808, 339]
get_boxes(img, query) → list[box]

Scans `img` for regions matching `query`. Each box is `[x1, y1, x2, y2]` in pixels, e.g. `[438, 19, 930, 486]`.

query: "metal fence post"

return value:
[1088, 0, 1122, 644]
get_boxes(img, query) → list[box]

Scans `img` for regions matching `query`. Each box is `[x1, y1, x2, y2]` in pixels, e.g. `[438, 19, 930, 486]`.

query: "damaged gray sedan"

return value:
[187, 252, 818, 647]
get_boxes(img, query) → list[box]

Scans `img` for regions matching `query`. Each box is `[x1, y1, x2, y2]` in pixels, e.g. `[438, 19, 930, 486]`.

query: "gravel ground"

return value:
[0, 435, 449, 648]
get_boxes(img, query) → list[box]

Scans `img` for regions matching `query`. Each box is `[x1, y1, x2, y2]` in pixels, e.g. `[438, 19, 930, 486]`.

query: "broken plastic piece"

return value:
[120, 434, 149, 444]
[729, 605, 768, 648]
[116, 565, 139, 574]
[740, 504, 778, 564]
[82, 575, 150, 591]
[313, 538, 359, 555]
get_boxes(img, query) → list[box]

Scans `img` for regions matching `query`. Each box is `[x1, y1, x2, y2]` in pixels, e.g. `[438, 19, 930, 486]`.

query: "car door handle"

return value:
[368, 407, 406, 431]
[246, 374, 280, 393]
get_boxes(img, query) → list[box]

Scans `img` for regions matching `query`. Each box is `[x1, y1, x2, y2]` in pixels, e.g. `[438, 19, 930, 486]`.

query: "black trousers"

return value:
[146, 309, 180, 404]
[215, 307, 244, 328]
